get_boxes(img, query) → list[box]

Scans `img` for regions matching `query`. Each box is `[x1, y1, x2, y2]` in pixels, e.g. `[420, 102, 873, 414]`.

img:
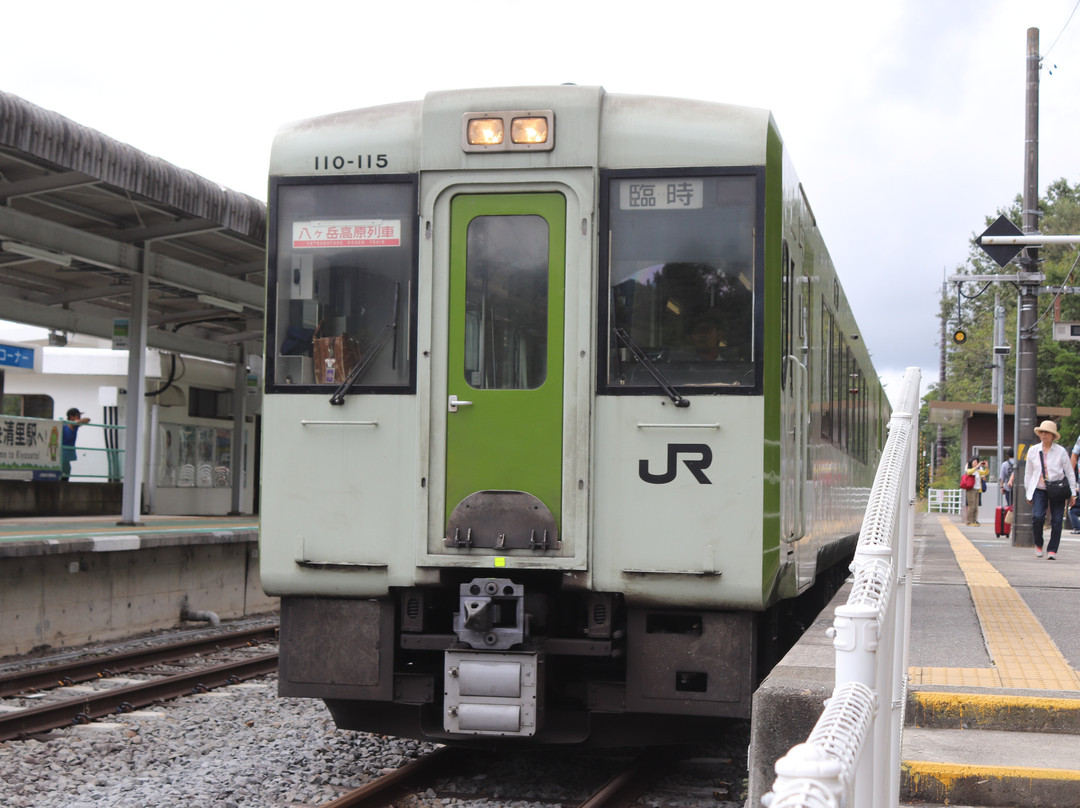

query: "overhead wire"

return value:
[1032, 247, 1080, 330]
[1043, 0, 1080, 60]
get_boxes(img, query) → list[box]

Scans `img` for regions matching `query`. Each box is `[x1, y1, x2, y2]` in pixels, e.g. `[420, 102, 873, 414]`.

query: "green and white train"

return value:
[259, 86, 889, 745]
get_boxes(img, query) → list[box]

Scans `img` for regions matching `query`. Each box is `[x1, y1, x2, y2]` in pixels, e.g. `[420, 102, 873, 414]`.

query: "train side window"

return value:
[602, 173, 759, 392]
[781, 240, 791, 390]
[821, 302, 833, 441]
[267, 178, 417, 391]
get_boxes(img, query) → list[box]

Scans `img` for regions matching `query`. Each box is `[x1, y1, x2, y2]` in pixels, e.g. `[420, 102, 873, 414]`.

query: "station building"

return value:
[0, 89, 266, 520]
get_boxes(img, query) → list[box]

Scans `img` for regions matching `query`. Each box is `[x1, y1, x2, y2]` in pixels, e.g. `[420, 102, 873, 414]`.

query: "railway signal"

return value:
[976, 215, 1025, 268]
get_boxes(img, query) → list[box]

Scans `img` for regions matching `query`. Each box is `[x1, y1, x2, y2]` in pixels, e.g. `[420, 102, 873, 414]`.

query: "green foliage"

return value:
[932, 177, 1080, 471]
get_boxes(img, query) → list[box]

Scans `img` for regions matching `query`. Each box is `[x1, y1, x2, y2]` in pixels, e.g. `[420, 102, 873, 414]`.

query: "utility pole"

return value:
[993, 295, 1005, 508]
[937, 279, 948, 475]
[1012, 27, 1041, 547]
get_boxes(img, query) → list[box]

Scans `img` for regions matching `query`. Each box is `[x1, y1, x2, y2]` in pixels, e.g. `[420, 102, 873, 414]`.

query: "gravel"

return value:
[0, 624, 748, 808]
[0, 678, 434, 807]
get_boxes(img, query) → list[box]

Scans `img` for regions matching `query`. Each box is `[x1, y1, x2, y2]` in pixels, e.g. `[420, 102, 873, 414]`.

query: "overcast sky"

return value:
[6, 0, 1080, 406]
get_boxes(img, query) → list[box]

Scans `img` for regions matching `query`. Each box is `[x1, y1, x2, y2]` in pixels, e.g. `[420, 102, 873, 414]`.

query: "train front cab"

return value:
[261, 89, 849, 746]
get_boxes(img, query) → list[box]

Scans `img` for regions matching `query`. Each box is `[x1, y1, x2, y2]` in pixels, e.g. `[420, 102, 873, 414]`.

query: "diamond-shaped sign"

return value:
[977, 214, 1025, 267]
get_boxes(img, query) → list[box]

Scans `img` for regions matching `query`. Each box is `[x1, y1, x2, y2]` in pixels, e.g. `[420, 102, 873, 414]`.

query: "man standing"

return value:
[1000, 450, 1015, 507]
[61, 408, 90, 481]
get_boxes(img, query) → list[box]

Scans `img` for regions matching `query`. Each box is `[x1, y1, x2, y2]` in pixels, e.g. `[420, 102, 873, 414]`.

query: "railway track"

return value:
[319, 745, 734, 808]
[0, 626, 279, 741]
[0, 621, 746, 805]
[0, 624, 278, 697]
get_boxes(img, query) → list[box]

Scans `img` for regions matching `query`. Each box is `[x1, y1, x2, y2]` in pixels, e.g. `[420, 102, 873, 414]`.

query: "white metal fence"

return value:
[763, 367, 919, 808]
[926, 488, 961, 515]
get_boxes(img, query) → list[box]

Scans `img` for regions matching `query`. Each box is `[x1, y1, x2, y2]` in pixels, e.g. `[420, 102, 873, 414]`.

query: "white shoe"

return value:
[1036, 548, 1044, 557]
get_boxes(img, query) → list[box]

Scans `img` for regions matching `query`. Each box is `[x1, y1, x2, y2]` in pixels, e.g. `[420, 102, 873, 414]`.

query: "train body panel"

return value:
[591, 394, 771, 609]
[260, 86, 887, 744]
[258, 394, 419, 596]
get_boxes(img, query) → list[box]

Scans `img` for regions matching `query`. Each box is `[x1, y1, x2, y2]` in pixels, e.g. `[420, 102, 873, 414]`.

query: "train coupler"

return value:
[453, 577, 525, 649]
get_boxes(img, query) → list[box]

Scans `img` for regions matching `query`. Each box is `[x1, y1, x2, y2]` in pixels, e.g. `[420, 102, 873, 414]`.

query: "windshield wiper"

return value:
[329, 284, 400, 406]
[613, 327, 689, 408]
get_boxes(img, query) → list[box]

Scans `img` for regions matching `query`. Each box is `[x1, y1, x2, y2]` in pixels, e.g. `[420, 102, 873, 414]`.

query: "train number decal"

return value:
[638, 443, 713, 485]
[314, 154, 389, 170]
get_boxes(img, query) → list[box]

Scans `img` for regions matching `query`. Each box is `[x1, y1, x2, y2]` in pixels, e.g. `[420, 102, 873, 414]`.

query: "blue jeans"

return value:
[1032, 488, 1067, 553]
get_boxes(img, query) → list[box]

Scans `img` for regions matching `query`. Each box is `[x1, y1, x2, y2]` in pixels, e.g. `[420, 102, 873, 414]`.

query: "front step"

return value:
[902, 692, 1080, 807]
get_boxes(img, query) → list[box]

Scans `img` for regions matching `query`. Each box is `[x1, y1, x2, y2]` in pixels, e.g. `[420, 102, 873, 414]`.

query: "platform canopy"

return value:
[927, 400, 1070, 426]
[0, 90, 266, 364]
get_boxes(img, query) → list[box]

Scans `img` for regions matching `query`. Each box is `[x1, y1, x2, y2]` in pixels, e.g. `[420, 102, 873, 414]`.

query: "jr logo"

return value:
[638, 443, 713, 485]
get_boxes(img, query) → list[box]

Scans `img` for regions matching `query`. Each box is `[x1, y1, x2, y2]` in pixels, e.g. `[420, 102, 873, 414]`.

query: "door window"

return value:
[464, 215, 549, 390]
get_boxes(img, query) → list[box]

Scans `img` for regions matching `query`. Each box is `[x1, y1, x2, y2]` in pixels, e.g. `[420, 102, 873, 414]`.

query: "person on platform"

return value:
[963, 456, 982, 526]
[977, 459, 989, 505]
[1024, 420, 1078, 559]
[999, 449, 1015, 508]
[61, 408, 90, 481]
[1069, 435, 1080, 534]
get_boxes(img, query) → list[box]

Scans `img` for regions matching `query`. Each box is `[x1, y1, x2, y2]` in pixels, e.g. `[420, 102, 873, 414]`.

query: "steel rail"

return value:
[0, 624, 278, 698]
[576, 749, 670, 808]
[0, 652, 277, 741]
[318, 746, 467, 808]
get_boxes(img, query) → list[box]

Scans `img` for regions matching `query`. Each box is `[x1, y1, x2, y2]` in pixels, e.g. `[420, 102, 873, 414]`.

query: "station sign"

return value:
[0, 342, 35, 371]
[0, 416, 62, 481]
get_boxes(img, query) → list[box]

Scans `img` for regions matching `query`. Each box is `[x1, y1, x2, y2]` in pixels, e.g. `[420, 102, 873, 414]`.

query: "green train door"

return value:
[445, 193, 566, 550]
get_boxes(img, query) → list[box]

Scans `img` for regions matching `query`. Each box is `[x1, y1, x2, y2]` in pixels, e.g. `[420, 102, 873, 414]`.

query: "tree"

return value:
[930, 177, 1080, 476]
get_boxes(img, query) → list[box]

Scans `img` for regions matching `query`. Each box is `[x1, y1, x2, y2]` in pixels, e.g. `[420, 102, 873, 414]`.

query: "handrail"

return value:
[763, 366, 921, 808]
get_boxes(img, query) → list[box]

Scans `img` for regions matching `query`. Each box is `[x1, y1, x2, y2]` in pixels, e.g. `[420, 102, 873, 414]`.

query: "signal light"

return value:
[953, 329, 967, 344]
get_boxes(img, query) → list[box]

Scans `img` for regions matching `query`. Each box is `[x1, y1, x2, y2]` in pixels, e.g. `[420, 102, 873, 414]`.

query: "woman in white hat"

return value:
[1023, 420, 1077, 558]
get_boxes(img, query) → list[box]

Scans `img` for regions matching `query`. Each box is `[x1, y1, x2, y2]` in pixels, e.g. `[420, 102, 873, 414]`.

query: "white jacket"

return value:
[1023, 442, 1077, 501]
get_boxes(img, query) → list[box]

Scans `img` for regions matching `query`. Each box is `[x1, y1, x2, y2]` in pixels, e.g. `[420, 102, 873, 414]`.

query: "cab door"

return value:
[444, 193, 566, 548]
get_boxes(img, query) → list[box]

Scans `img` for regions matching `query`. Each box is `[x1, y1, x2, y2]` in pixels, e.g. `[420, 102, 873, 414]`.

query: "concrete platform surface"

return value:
[899, 511, 1080, 806]
[0, 513, 272, 657]
[750, 510, 1080, 808]
[0, 513, 259, 557]
[903, 726, 1080, 770]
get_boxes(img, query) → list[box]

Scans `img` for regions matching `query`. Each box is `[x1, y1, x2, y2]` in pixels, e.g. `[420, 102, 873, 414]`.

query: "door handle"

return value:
[448, 394, 473, 413]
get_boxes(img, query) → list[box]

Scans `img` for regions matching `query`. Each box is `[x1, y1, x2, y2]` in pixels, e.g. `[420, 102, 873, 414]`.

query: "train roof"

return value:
[270, 86, 779, 177]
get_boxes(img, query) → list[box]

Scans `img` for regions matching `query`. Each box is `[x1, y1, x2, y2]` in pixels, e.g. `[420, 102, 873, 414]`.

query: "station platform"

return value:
[0, 514, 258, 556]
[749, 510, 1080, 807]
[902, 510, 1080, 806]
[0, 514, 275, 659]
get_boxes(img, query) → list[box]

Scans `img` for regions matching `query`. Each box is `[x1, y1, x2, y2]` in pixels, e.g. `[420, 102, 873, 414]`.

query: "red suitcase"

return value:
[994, 506, 1012, 537]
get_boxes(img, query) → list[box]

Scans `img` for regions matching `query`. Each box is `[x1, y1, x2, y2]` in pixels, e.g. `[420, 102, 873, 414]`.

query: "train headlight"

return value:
[466, 118, 505, 146]
[462, 110, 554, 152]
[511, 117, 548, 144]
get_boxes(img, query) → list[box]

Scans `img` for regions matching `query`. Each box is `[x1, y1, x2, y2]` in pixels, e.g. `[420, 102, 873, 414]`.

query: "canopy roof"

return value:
[0, 90, 266, 363]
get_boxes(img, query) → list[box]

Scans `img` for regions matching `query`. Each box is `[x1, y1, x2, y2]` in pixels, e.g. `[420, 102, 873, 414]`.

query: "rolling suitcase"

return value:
[994, 505, 1012, 537]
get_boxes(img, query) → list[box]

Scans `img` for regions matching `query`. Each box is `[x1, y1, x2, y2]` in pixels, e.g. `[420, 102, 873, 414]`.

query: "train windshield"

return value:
[269, 179, 415, 390]
[604, 174, 757, 390]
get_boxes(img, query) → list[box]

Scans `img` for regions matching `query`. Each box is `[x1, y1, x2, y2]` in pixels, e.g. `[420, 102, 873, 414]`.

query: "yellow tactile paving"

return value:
[908, 516, 1080, 691]
[908, 667, 1002, 687]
